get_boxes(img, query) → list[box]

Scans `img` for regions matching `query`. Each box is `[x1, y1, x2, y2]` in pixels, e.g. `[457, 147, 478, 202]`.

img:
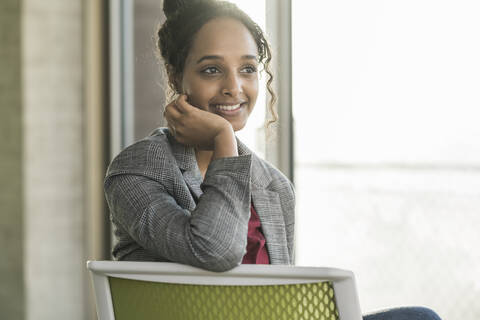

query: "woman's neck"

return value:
[195, 149, 214, 179]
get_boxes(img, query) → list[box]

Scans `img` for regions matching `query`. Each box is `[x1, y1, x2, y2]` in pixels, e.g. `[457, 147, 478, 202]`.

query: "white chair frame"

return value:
[87, 261, 362, 320]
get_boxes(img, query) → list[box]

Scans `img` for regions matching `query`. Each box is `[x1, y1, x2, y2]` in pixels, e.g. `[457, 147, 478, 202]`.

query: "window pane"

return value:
[293, 1, 480, 319]
[293, 0, 480, 165]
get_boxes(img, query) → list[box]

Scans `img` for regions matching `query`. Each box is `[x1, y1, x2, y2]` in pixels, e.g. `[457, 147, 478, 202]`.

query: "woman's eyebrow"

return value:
[242, 54, 258, 61]
[196, 54, 258, 64]
[196, 55, 222, 64]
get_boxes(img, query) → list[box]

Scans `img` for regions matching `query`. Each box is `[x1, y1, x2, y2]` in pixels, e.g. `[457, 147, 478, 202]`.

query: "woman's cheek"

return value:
[191, 89, 215, 111]
[185, 94, 206, 111]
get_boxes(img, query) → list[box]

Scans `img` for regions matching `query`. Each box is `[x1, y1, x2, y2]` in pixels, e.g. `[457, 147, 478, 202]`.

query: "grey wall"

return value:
[134, 0, 167, 140]
[0, 1, 24, 319]
[0, 0, 99, 319]
[22, 1, 86, 319]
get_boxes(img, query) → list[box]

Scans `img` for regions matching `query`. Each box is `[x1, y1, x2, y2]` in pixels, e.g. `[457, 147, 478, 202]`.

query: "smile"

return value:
[214, 104, 242, 111]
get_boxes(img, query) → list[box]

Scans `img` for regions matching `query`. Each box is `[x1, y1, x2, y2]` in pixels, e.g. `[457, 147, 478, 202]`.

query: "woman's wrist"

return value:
[212, 124, 238, 160]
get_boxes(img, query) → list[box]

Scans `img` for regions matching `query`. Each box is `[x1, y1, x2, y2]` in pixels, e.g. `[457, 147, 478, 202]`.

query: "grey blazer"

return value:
[104, 128, 295, 272]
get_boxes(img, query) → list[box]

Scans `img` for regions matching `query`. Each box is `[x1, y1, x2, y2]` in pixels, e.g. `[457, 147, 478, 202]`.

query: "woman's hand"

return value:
[164, 95, 238, 159]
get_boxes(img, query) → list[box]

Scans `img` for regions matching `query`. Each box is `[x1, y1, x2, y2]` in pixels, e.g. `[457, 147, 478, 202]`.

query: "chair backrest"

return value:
[87, 261, 362, 320]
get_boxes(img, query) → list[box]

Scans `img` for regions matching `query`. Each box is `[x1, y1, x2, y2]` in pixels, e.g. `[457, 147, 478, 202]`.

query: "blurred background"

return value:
[1, 0, 479, 319]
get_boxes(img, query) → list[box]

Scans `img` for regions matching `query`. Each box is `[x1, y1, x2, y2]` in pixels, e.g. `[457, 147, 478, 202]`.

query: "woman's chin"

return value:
[215, 111, 248, 132]
[230, 120, 247, 132]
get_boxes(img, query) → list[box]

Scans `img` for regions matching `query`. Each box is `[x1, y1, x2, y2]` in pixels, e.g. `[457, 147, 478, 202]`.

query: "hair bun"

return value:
[163, 0, 207, 20]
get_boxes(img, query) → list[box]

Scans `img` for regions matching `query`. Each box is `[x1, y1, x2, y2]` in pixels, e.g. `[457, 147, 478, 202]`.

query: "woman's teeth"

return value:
[215, 104, 241, 111]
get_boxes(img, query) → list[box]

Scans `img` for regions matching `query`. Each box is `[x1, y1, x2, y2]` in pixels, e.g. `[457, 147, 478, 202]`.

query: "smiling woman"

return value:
[104, 0, 294, 273]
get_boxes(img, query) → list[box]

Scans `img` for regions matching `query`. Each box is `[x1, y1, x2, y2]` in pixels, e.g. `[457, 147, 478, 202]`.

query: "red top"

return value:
[242, 204, 270, 264]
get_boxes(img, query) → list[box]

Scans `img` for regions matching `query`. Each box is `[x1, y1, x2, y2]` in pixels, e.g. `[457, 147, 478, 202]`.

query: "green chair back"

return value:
[109, 277, 339, 320]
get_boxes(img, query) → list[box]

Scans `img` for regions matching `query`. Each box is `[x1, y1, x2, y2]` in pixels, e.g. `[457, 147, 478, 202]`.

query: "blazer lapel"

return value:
[182, 169, 203, 201]
[240, 140, 290, 265]
[251, 186, 289, 264]
[168, 133, 203, 204]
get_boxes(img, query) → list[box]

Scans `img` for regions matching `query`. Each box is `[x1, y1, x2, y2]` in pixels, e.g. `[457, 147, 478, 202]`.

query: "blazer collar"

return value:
[167, 132, 203, 199]
[168, 131, 197, 171]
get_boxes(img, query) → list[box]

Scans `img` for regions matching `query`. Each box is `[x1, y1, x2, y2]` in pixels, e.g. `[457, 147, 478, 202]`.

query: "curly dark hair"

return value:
[157, 0, 277, 125]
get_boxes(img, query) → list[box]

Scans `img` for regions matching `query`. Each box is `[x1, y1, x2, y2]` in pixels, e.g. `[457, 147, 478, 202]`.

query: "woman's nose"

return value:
[221, 73, 241, 97]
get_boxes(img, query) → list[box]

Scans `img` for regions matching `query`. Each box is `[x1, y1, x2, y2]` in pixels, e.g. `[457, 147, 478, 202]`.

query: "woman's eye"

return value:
[241, 65, 258, 73]
[201, 66, 220, 74]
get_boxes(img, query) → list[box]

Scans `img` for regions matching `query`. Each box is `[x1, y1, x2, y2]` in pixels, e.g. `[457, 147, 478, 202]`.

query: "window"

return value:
[293, 1, 480, 319]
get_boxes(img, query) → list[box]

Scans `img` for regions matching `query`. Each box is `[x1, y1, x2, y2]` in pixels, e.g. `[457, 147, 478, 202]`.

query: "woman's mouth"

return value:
[212, 103, 245, 115]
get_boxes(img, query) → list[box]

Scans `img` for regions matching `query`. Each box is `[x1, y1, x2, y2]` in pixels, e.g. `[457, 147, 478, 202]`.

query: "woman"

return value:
[104, 0, 441, 319]
[105, 0, 294, 272]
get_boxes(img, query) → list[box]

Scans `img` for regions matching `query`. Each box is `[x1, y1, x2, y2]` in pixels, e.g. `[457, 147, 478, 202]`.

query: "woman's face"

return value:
[179, 17, 259, 132]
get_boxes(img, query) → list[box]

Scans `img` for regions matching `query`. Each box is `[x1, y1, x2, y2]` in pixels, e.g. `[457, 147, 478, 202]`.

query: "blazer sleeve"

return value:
[104, 154, 252, 272]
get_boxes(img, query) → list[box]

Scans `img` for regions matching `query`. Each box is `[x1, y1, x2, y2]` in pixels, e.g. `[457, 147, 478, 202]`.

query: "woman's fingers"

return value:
[175, 94, 193, 113]
[163, 101, 180, 137]
[164, 95, 194, 136]
[164, 100, 182, 120]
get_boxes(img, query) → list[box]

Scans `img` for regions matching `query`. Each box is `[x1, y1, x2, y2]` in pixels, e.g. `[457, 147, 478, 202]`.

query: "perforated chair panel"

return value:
[109, 277, 340, 320]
